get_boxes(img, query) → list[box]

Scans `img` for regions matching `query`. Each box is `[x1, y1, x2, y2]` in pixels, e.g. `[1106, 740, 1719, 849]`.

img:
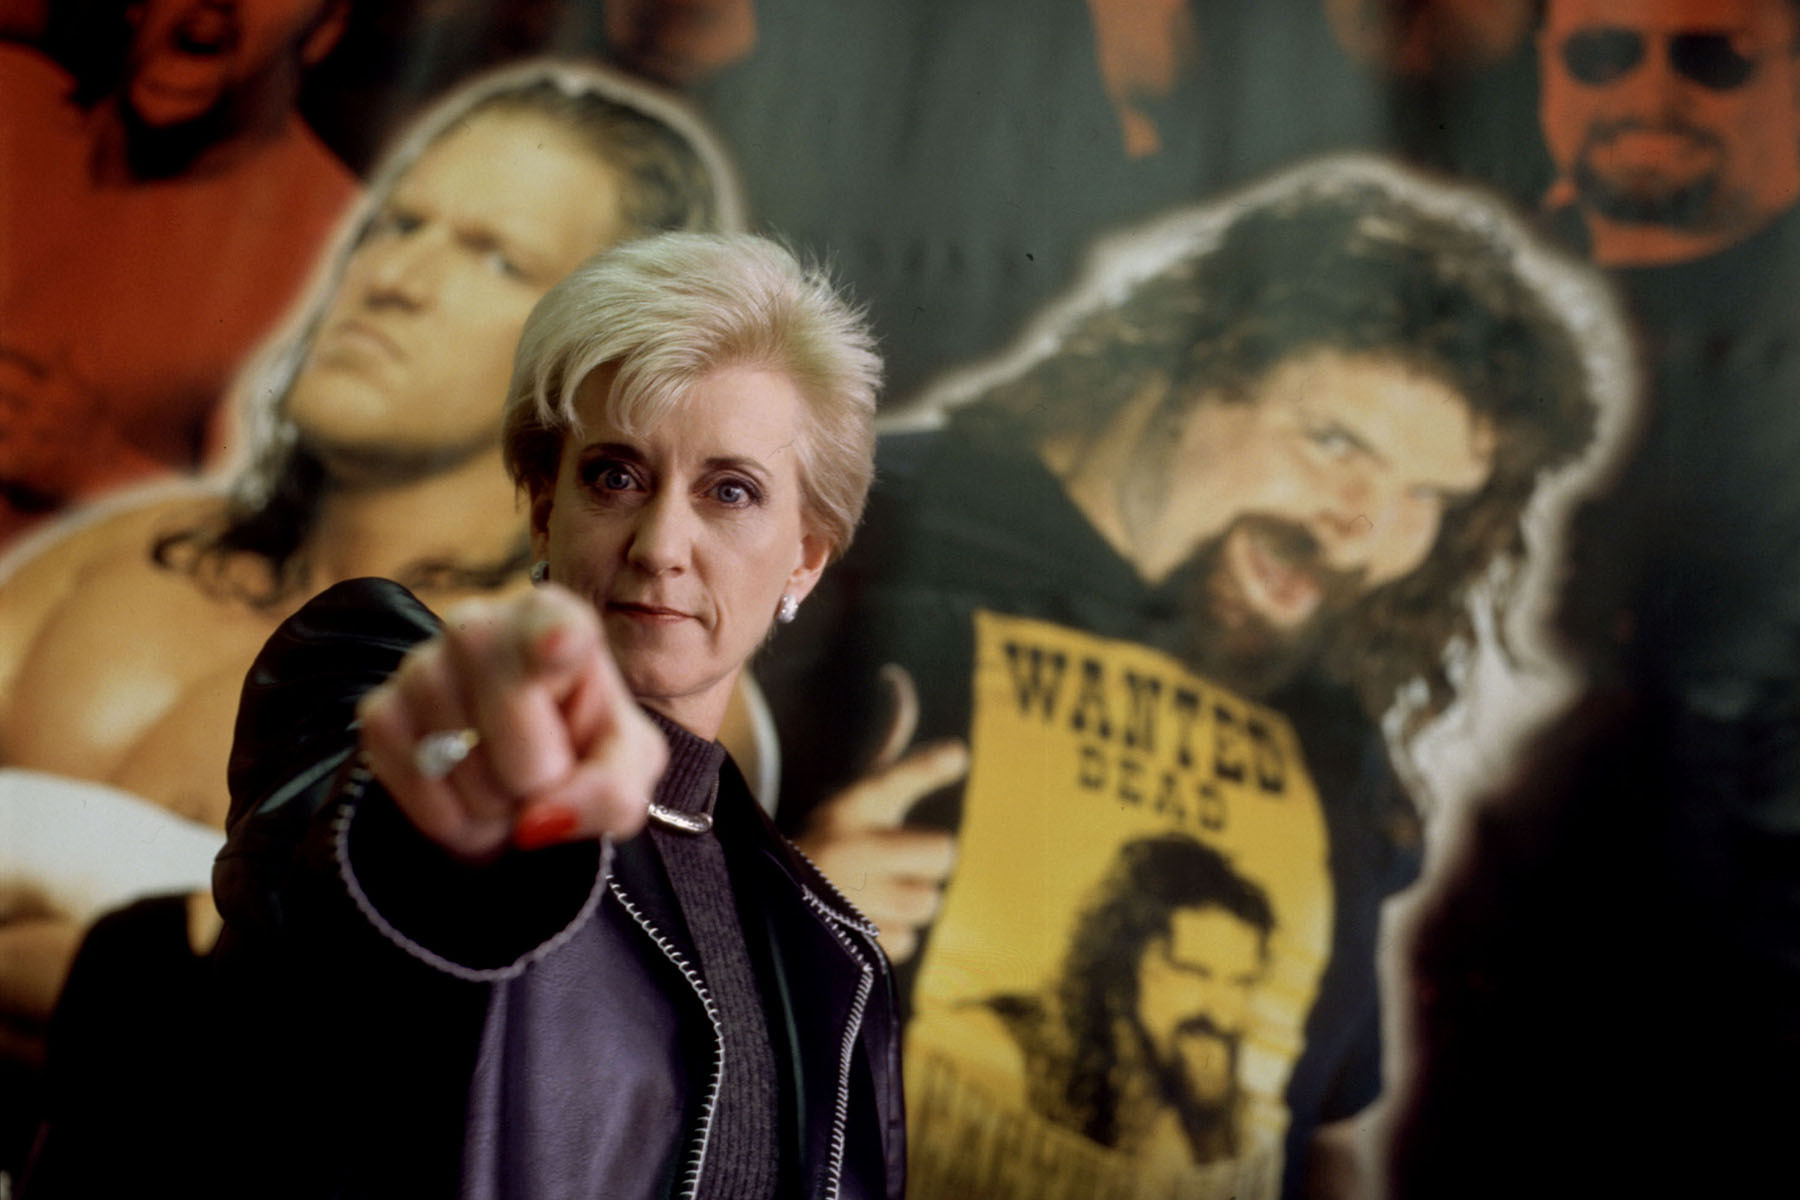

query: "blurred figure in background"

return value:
[1534, 0, 1800, 699]
[763, 158, 1623, 1199]
[1382, 8, 1800, 1190]
[0, 0, 359, 545]
[1538, 0, 1800, 266]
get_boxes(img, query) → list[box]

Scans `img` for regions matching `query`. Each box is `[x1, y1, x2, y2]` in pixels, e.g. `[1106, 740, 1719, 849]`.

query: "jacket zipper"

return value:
[798, 885, 878, 1200]
[608, 842, 889, 1200]
[786, 842, 893, 1199]
[335, 761, 884, 1194]
[608, 879, 724, 1200]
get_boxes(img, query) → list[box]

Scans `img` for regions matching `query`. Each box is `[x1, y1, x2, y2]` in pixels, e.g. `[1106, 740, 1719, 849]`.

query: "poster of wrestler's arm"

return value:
[760, 157, 1637, 1199]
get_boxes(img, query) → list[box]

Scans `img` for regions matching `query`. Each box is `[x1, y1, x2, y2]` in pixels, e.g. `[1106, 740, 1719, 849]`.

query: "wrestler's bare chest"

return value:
[0, 558, 296, 828]
[3, 549, 524, 828]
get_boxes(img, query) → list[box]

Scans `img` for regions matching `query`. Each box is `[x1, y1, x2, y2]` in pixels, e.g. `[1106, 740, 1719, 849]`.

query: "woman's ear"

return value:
[527, 477, 556, 564]
[785, 528, 832, 605]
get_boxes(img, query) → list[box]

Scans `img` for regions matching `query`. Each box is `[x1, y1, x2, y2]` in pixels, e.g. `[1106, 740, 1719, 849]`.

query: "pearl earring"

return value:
[777, 594, 799, 624]
[529, 560, 549, 584]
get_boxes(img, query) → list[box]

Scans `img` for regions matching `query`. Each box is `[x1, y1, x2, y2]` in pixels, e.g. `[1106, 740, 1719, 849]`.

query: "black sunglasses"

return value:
[1560, 27, 1760, 92]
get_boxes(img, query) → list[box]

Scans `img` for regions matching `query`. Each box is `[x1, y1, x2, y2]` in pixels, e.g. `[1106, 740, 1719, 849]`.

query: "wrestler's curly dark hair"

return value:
[1044, 835, 1273, 1149]
[960, 176, 1597, 725]
[153, 67, 734, 605]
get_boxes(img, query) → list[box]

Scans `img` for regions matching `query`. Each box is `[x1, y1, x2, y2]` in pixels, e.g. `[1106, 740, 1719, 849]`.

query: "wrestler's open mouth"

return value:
[1230, 524, 1323, 628]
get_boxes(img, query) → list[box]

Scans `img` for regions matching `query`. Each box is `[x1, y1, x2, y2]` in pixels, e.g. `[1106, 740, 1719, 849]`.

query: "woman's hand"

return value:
[356, 585, 668, 862]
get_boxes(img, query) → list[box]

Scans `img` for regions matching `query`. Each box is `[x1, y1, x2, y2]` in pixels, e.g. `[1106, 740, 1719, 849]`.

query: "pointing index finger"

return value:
[447, 588, 607, 797]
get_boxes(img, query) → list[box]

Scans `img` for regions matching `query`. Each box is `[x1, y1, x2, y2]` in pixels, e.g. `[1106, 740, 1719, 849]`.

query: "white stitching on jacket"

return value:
[798, 884, 877, 1200]
[331, 756, 609, 983]
[786, 840, 883, 938]
[608, 878, 725, 1200]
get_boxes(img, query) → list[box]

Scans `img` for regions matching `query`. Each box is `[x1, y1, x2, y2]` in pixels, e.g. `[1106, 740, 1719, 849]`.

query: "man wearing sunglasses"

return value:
[1538, 1, 1800, 692]
[1539, 0, 1800, 266]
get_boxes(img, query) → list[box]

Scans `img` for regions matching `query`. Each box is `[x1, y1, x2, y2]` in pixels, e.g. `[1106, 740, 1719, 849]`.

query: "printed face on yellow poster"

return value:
[906, 611, 1333, 1198]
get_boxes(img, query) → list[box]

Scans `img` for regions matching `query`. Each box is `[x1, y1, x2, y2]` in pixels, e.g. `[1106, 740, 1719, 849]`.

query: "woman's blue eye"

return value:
[714, 479, 761, 506]
[582, 461, 637, 492]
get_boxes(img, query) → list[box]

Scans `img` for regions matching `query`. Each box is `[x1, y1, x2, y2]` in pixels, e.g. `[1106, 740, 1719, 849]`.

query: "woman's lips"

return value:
[1227, 523, 1323, 629]
[607, 601, 693, 623]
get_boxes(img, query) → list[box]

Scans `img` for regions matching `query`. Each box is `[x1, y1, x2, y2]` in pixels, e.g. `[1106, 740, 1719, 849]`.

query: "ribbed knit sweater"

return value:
[648, 718, 781, 1199]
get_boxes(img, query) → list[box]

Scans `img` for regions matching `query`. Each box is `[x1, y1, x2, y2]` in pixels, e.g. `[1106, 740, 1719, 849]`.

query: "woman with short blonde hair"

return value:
[503, 232, 881, 559]
[209, 232, 902, 1199]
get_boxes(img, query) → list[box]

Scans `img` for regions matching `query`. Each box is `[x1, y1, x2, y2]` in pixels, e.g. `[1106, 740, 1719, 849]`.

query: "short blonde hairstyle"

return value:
[503, 233, 881, 557]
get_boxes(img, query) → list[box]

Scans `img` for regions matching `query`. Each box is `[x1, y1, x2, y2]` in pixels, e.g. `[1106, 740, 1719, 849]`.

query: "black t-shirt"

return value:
[1558, 202, 1800, 699]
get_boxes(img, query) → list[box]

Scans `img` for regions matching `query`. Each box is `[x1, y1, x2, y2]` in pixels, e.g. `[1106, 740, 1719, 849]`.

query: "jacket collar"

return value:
[713, 757, 881, 941]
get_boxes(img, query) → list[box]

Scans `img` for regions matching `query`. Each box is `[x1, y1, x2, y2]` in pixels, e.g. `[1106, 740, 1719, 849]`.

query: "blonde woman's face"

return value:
[531, 364, 830, 736]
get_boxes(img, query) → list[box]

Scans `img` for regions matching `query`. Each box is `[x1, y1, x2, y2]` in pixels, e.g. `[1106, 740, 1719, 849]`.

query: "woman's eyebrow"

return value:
[578, 441, 647, 462]
[701, 454, 770, 476]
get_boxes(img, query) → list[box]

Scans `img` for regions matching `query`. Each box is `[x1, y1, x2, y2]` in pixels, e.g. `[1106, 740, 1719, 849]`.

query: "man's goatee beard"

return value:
[1571, 120, 1741, 233]
[119, 90, 235, 179]
[1125, 1014, 1241, 1163]
[1172, 521, 1348, 700]
[1575, 161, 1730, 231]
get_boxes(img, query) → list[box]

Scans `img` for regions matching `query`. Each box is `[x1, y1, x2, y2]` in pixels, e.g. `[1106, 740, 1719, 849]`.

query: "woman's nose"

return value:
[627, 493, 694, 573]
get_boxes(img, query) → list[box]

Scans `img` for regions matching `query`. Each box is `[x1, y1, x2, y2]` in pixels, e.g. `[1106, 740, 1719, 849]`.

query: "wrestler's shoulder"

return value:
[7, 491, 223, 577]
[0, 490, 232, 646]
[0, 43, 78, 129]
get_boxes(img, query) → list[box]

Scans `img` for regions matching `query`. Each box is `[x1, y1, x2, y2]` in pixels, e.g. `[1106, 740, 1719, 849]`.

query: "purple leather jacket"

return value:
[205, 578, 905, 1199]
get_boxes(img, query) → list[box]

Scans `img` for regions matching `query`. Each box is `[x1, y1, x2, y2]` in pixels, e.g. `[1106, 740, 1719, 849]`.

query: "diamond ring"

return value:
[414, 728, 480, 780]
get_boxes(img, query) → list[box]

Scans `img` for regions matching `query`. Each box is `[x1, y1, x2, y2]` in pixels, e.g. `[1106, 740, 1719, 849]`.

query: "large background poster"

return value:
[3, 2, 1795, 1196]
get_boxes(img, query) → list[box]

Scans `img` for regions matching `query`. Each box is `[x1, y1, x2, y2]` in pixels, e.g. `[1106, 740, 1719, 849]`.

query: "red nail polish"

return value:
[514, 803, 579, 850]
